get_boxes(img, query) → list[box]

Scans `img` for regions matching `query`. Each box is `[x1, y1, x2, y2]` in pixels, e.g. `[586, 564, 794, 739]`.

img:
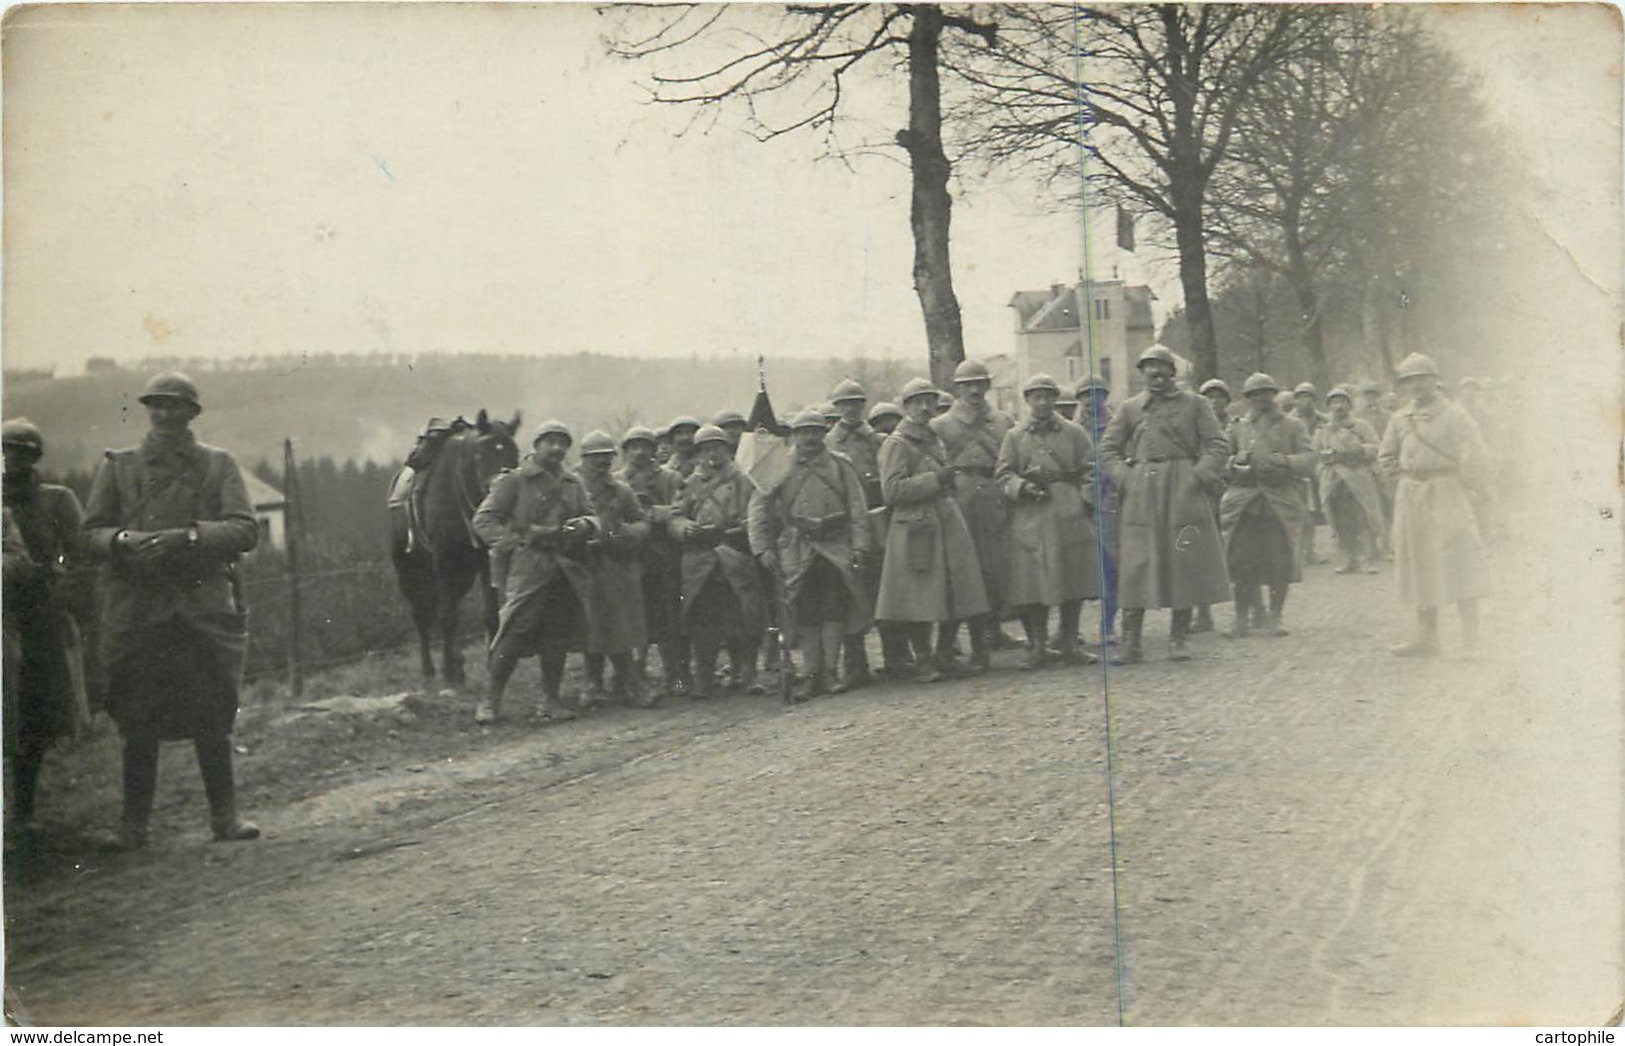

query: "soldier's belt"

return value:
[956, 465, 994, 478]
[1141, 455, 1193, 464]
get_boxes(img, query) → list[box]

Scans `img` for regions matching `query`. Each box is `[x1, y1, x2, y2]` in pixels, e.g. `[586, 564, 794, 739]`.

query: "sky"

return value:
[0, 3, 1617, 378]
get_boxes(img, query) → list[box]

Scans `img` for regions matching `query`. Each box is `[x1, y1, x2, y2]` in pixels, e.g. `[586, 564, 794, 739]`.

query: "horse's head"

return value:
[468, 408, 522, 490]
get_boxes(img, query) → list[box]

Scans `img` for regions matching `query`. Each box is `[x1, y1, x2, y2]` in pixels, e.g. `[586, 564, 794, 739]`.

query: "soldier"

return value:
[617, 426, 686, 697]
[1056, 387, 1081, 423]
[713, 409, 749, 458]
[867, 401, 903, 437]
[1290, 381, 1329, 565]
[666, 416, 702, 478]
[1194, 379, 1235, 634]
[1314, 386, 1386, 574]
[874, 379, 990, 682]
[1098, 346, 1232, 663]
[1378, 353, 1492, 657]
[1355, 381, 1392, 438]
[932, 358, 1016, 671]
[388, 417, 455, 555]
[2, 419, 85, 830]
[825, 378, 886, 687]
[574, 431, 653, 708]
[1079, 376, 1119, 646]
[653, 424, 674, 467]
[472, 420, 594, 724]
[81, 373, 261, 848]
[670, 425, 765, 698]
[1218, 374, 1317, 638]
[995, 374, 1102, 669]
[933, 390, 954, 417]
[747, 410, 873, 700]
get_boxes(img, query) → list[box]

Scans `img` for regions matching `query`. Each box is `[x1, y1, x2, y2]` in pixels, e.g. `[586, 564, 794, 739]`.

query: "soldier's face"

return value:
[144, 397, 196, 434]
[701, 442, 731, 469]
[956, 381, 988, 407]
[1204, 391, 1230, 415]
[792, 427, 826, 456]
[1026, 389, 1057, 420]
[582, 452, 615, 475]
[1294, 393, 1315, 413]
[1330, 397, 1352, 420]
[871, 415, 899, 435]
[1363, 392, 1381, 408]
[722, 423, 746, 447]
[903, 396, 933, 425]
[1400, 375, 1436, 406]
[837, 400, 865, 425]
[535, 434, 570, 466]
[1247, 389, 1277, 413]
[1141, 362, 1175, 394]
[672, 428, 697, 452]
[3, 444, 39, 475]
[626, 441, 654, 468]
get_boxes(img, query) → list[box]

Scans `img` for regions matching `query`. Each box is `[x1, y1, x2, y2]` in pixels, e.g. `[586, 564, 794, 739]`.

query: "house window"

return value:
[1066, 356, 1084, 380]
[1094, 298, 1111, 321]
[1100, 357, 1113, 391]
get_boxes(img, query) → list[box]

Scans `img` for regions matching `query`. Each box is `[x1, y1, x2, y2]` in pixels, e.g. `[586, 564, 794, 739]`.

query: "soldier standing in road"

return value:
[666, 416, 703, 479]
[1218, 374, 1316, 638]
[1194, 379, 1236, 635]
[3, 419, 85, 830]
[1378, 353, 1492, 657]
[873, 379, 989, 683]
[1097, 347, 1232, 663]
[617, 426, 686, 698]
[713, 409, 749, 460]
[473, 420, 594, 724]
[670, 425, 765, 699]
[825, 378, 886, 688]
[995, 375, 1102, 670]
[1354, 381, 1396, 535]
[576, 431, 653, 709]
[1055, 387, 1081, 423]
[1314, 386, 1386, 574]
[747, 410, 873, 700]
[1290, 382, 1329, 565]
[1079, 376, 1119, 648]
[932, 359, 1016, 671]
[81, 373, 261, 849]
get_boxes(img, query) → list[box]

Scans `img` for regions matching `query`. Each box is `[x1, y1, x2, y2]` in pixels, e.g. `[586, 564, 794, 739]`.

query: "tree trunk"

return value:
[899, 6, 965, 390]
[1172, 193, 1219, 383]
[1285, 245, 1330, 388]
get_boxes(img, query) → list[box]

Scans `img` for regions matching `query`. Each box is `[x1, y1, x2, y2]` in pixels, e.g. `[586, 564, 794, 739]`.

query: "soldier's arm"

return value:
[1097, 404, 1131, 483]
[1074, 425, 1098, 506]
[994, 429, 1028, 502]
[838, 459, 874, 555]
[616, 486, 651, 545]
[1353, 420, 1380, 460]
[81, 454, 128, 560]
[471, 470, 517, 547]
[746, 486, 775, 558]
[1281, 419, 1318, 479]
[198, 455, 260, 555]
[1376, 415, 1403, 475]
[1193, 397, 1228, 487]
[879, 438, 942, 506]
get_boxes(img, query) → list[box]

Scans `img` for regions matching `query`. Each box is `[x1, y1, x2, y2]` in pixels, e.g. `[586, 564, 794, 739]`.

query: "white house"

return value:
[999, 280, 1159, 413]
[242, 472, 287, 551]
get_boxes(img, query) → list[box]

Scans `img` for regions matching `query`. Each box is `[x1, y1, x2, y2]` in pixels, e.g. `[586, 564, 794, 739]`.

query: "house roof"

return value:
[242, 472, 285, 510]
[1011, 280, 1156, 334]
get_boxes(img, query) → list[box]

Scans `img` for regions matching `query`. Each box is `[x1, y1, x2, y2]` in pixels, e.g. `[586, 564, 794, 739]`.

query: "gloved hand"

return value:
[528, 524, 561, 550]
[1020, 480, 1048, 501]
[756, 550, 780, 575]
[935, 466, 958, 488]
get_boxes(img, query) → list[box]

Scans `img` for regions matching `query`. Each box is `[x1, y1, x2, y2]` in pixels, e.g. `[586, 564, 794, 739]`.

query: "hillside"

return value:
[0, 353, 890, 474]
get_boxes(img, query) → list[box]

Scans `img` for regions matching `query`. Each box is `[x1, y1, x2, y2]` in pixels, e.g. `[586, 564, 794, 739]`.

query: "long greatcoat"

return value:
[995, 415, 1101, 606]
[932, 400, 1015, 610]
[82, 431, 259, 738]
[1098, 389, 1232, 610]
[473, 458, 593, 651]
[1378, 396, 1492, 607]
[578, 468, 650, 654]
[1313, 416, 1387, 553]
[873, 418, 989, 623]
[670, 461, 764, 634]
[618, 460, 683, 644]
[1218, 410, 1316, 581]
[827, 419, 884, 508]
[747, 449, 873, 634]
[3, 475, 84, 748]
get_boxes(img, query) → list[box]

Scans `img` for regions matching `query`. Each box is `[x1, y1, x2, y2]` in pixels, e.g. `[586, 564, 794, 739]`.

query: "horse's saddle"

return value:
[389, 467, 431, 555]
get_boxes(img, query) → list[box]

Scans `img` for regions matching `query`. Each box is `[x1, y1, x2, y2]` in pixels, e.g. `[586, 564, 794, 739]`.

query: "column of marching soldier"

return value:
[2, 349, 1500, 848]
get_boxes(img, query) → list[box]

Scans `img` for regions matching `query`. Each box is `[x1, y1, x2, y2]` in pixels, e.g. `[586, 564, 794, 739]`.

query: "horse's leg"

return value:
[440, 552, 481, 688]
[479, 557, 500, 644]
[395, 551, 438, 680]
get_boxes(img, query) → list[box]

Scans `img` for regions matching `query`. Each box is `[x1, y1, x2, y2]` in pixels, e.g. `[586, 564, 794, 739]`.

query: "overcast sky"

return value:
[1, 3, 1616, 377]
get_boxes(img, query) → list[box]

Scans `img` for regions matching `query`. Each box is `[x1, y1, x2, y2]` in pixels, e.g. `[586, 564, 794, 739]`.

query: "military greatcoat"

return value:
[473, 457, 593, 651]
[618, 459, 683, 643]
[1218, 410, 1317, 580]
[995, 415, 1101, 606]
[670, 460, 764, 634]
[747, 448, 873, 635]
[578, 468, 650, 655]
[1313, 416, 1387, 553]
[873, 417, 988, 623]
[932, 399, 1015, 609]
[1378, 396, 1492, 607]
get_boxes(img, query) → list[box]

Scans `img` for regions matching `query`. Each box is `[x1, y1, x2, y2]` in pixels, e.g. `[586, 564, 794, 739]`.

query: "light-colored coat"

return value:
[747, 449, 873, 634]
[1313, 416, 1387, 553]
[1218, 410, 1316, 580]
[932, 400, 1015, 608]
[1098, 390, 1232, 609]
[995, 416, 1101, 606]
[473, 458, 593, 647]
[670, 462, 764, 631]
[1378, 396, 1492, 607]
[578, 468, 650, 654]
[826, 420, 884, 508]
[873, 418, 989, 622]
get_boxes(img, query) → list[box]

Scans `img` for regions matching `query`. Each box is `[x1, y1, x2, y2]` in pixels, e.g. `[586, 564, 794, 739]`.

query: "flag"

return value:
[747, 385, 785, 436]
[737, 430, 792, 493]
[1116, 205, 1135, 252]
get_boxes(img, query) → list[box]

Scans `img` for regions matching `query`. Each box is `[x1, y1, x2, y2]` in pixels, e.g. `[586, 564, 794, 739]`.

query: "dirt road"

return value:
[5, 515, 1620, 1025]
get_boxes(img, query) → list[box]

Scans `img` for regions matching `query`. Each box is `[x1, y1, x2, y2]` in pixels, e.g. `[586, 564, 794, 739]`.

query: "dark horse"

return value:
[390, 410, 521, 686]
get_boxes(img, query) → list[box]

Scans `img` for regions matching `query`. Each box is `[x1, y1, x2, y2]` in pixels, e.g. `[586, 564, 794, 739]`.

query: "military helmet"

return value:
[712, 408, 747, 429]
[1022, 373, 1061, 396]
[621, 425, 657, 448]
[899, 377, 937, 404]
[1241, 372, 1280, 396]
[936, 391, 955, 409]
[1199, 378, 1231, 398]
[1079, 375, 1110, 396]
[137, 371, 202, 412]
[1056, 390, 1079, 407]
[952, 359, 992, 385]
[1137, 345, 1178, 371]
[1293, 381, 1318, 398]
[667, 415, 702, 434]
[1, 418, 44, 453]
[532, 419, 573, 446]
[829, 378, 867, 403]
[1394, 353, 1439, 381]
[692, 424, 730, 448]
[867, 401, 903, 423]
[579, 430, 617, 456]
[789, 409, 829, 432]
[1326, 385, 1353, 403]
[816, 402, 841, 421]
[1358, 381, 1381, 395]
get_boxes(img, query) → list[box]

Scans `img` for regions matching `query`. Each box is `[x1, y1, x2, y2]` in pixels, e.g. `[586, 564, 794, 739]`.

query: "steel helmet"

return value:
[1079, 375, 1109, 396]
[532, 419, 573, 446]
[579, 430, 618, 456]
[935, 391, 955, 410]
[789, 409, 829, 432]
[829, 378, 867, 403]
[1022, 373, 1061, 396]
[1241, 372, 1281, 396]
[1, 418, 44, 453]
[952, 359, 992, 385]
[712, 408, 747, 429]
[137, 371, 202, 412]
[693, 424, 730, 448]
[816, 402, 841, 421]
[1137, 345, 1178, 371]
[1056, 390, 1079, 407]
[1394, 353, 1439, 381]
[621, 425, 657, 448]
[1326, 385, 1353, 403]
[867, 401, 903, 423]
[899, 377, 938, 404]
[1358, 381, 1381, 395]
[666, 415, 701, 434]
[1199, 378, 1231, 398]
[1293, 381, 1318, 398]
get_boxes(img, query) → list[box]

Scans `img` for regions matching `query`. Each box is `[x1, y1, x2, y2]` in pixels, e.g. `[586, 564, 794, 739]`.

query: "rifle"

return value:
[759, 554, 796, 705]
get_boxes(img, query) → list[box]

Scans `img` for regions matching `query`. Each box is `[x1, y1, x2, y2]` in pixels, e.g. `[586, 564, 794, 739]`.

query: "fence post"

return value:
[284, 437, 304, 697]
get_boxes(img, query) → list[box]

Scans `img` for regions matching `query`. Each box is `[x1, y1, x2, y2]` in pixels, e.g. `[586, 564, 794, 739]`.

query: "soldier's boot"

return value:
[1055, 601, 1098, 664]
[581, 653, 610, 709]
[614, 653, 654, 707]
[534, 650, 578, 721]
[477, 646, 521, 724]
[964, 616, 992, 676]
[104, 733, 159, 851]
[1266, 586, 1290, 636]
[823, 623, 850, 694]
[1169, 609, 1194, 662]
[842, 633, 873, 691]
[1392, 608, 1441, 658]
[1334, 549, 1359, 574]
[657, 642, 685, 697]
[913, 624, 946, 684]
[798, 626, 827, 701]
[691, 642, 719, 700]
[1112, 610, 1146, 665]
[669, 638, 694, 699]
[198, 735, 259, 843]
[1018, 608, 1049, 671]
[877, 623, 912, 680]
[1458, 599, 1480, 655]
[1191, 604, 1215, 634]
[933, 621, 962, 673]
[1222, 588, 1254, 639]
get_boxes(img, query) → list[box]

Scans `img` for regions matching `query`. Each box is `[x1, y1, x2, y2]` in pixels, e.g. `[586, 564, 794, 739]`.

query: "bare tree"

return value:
[603, 5, 997, 388]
